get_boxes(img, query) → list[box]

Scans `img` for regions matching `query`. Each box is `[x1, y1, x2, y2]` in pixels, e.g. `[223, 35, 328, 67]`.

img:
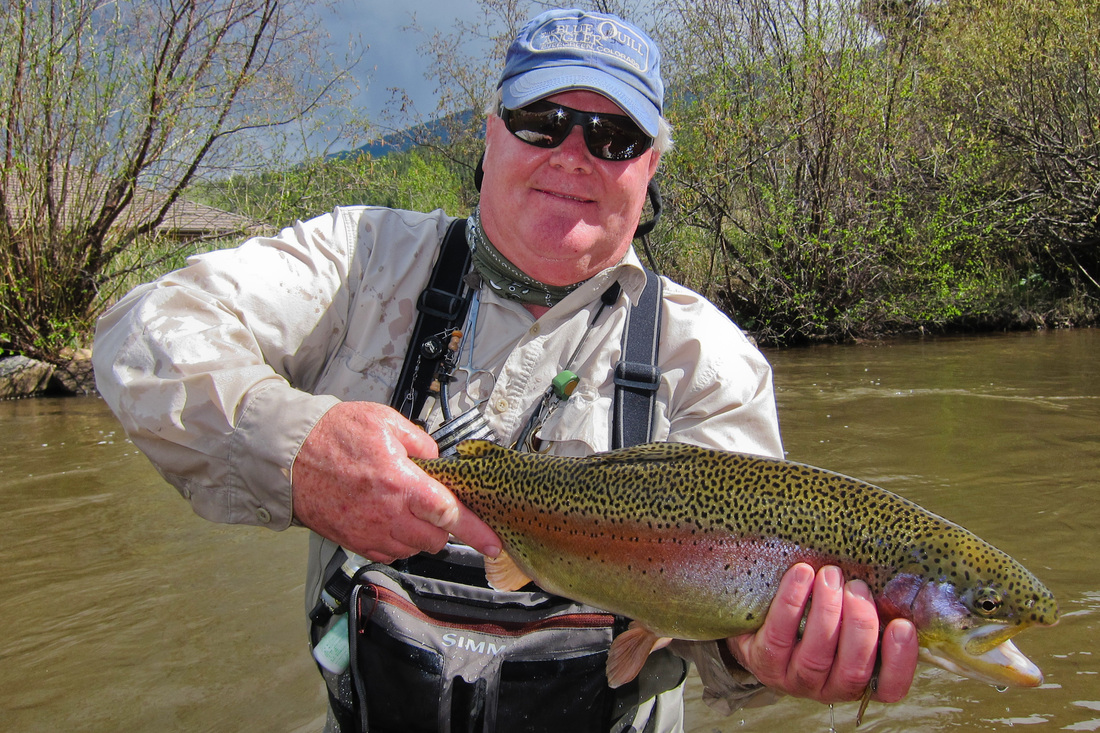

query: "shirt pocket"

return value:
[533, 386, 611, 456]
[314, 343, 402, 402]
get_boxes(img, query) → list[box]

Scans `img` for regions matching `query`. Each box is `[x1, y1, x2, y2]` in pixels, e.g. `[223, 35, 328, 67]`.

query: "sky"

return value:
[321, 0, 488, 132]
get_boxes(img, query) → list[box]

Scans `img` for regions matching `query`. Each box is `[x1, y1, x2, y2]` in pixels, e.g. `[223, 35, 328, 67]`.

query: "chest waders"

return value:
[311, 216, 686, 732]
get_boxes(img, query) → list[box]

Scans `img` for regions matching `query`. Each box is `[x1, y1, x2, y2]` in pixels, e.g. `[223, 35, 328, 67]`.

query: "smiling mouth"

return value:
[539, 188, 595, 204]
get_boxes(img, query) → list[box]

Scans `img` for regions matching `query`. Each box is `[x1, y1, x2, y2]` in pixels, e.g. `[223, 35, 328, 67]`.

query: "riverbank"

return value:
[0, 350, 96, 400]
[2, 321, 1093, 399]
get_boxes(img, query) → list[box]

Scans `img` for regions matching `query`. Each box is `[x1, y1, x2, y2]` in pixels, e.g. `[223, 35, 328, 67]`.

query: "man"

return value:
[94, 8, 917, 731]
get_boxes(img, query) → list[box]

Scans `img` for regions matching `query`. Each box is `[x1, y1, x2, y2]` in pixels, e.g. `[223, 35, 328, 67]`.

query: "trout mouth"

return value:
[919, 624, 1044, 688]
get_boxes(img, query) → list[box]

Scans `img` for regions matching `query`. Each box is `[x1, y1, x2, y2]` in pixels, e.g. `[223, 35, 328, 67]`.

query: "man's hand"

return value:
[727, 563, 919, 704]
[291, 401, 502, 563]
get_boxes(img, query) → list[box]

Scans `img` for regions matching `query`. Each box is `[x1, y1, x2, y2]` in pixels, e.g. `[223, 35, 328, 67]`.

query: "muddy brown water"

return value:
[1, 330, 1096, 731]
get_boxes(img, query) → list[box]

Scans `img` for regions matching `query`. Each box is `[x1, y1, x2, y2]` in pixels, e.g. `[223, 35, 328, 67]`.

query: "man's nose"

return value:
[548, 125, 594, 171]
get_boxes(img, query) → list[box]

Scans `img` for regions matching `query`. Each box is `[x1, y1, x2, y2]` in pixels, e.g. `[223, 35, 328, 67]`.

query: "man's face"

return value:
[478, 90, 661, 287]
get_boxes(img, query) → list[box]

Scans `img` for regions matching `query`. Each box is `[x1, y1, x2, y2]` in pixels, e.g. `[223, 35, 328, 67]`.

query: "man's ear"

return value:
[646, 147, 661, 179]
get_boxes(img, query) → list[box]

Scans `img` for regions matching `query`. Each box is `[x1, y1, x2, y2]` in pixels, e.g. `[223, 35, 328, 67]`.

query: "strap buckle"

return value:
[418, 287, 465, 321]
[614, 361, 661, 392]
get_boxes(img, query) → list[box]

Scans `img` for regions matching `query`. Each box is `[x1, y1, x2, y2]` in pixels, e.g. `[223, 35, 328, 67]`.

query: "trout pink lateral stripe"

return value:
[413, 439, 1059, 696]
[494, 507, 883, 640]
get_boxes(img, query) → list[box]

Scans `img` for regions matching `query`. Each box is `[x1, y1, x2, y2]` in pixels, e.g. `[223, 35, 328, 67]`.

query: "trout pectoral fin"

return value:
[606, 621, 673, 689]
[485, 550, 533, 591]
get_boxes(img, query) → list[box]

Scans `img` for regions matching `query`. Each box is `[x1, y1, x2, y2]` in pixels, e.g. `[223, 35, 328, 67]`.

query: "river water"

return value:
[1, 330, 1097, 731]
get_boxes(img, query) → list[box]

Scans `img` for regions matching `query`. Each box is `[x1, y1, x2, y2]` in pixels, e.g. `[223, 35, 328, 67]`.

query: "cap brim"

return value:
[501, 66, 660, 139]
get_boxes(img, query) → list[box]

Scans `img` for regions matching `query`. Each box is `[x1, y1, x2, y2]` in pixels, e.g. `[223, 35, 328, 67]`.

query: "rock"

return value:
[51, 348, 96, 395]
[0, 355, 55, 399]
[0, 349, 98, 399]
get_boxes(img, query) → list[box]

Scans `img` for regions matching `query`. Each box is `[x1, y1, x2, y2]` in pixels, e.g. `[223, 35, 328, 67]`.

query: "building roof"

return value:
[2, 171, 262, 241]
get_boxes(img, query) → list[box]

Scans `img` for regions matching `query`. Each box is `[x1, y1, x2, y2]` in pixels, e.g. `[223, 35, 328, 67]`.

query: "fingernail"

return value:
[846, 578, 872, 600]
[790, 563, 815, 588]
[891, 620, 916, 646]
[823, 565, 842, 590]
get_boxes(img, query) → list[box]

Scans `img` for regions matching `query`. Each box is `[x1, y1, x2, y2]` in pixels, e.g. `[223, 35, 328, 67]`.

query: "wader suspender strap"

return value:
[392, 218, 472, 418]
[316, 224, 667, 731]
[613, 270, 663, 449]
[392, 217, 664, 442]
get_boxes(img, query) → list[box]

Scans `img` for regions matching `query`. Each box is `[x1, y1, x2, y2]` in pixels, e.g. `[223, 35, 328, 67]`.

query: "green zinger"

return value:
[415, 440, 1058, 696]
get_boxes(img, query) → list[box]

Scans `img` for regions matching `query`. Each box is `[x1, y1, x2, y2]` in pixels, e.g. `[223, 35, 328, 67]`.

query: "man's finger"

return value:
[395, 418, 440, 460]
[789, 566, 845, 695]
[732, 562, 815, 684]
[874, 619, 918, 702]
[408, 468, 502, 558]
[448, 504, 502, 559]
[825, 579, 879, 700]
[407, 480, 461, 529]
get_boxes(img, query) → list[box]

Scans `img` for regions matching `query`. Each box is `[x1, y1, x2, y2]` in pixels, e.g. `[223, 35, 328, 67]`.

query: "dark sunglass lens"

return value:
[505, 103, 652, 161]
[506, 106, 569, 148]
[586, 117, 650, 161]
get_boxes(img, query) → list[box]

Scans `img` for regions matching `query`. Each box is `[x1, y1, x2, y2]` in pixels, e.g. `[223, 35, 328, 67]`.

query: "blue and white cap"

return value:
[498, 9, 664, 138]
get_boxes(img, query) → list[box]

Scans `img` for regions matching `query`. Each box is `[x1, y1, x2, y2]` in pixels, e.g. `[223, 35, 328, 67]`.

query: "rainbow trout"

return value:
[415, 440, 1058, 696]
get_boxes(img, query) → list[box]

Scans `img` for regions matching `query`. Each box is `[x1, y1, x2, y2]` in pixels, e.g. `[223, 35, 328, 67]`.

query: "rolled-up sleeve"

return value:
[657, 280, 783, 461]
[93, 210, 363, 529]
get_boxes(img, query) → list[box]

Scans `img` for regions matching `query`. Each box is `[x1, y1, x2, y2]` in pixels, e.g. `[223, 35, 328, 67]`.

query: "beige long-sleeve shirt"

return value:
[95, 205, 782, 527]
[93, 205, 784, 726]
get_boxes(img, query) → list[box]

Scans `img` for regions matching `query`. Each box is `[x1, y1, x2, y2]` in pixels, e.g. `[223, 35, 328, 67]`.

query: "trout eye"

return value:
[972, 588, 1004, 617]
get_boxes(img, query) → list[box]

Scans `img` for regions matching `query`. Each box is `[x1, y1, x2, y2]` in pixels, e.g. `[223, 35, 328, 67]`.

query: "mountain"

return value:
[329, 110, 478, 159]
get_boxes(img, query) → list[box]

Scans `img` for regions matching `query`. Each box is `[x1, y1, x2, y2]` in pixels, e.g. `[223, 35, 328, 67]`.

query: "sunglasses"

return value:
[500, 101, 653, 162]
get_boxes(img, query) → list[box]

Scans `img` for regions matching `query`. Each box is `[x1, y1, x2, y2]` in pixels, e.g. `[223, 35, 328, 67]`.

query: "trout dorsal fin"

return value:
[589, 442, 702, 465]
[454, 439, 508, 459]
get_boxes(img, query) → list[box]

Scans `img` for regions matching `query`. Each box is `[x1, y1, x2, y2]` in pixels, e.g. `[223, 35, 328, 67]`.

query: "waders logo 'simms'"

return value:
[531, 16, 651, 73]
[442, 632, 506, 656]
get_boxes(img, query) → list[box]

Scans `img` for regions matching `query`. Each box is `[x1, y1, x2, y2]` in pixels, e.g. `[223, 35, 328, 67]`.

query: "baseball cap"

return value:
[498, 8, 664, 138]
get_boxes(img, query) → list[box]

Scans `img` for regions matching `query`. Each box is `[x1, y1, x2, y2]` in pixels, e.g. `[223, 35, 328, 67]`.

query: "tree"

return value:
[921, 0, 1100, 295]
[0, 0, 359, 360]
[656, 0, 934, 341]
[377, 0, 535, 208]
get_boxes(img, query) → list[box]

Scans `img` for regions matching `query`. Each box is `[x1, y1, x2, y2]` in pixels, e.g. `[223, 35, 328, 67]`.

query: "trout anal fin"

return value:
[606, 621, 673, 688]
[485, 550, 534, 591]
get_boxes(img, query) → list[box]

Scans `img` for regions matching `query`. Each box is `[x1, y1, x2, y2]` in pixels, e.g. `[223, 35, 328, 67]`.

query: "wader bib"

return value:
[311, 218, 685, 732]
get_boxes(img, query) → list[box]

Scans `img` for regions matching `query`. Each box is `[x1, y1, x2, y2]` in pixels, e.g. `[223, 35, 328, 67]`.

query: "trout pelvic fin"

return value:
[606, 621, 673, 689]
[485, 550, 533, 592]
